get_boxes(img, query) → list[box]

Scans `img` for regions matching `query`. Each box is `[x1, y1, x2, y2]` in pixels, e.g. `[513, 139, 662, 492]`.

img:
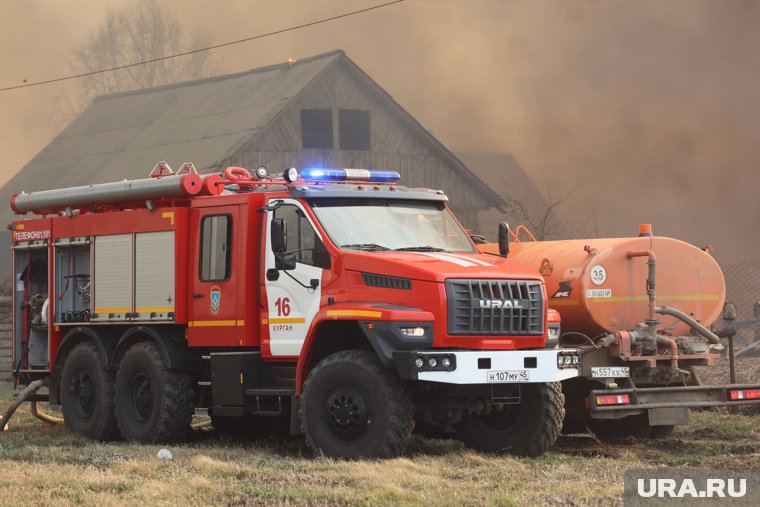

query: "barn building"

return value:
[0, 49, 511, 375]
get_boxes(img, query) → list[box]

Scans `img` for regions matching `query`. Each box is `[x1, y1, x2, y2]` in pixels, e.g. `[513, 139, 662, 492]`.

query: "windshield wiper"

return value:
[341, 243, 391, 251]
[394, 246, 448, 252]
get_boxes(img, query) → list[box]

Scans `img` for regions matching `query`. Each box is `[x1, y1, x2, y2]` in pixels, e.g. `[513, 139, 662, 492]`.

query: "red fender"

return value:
[293, 303, 434, 394]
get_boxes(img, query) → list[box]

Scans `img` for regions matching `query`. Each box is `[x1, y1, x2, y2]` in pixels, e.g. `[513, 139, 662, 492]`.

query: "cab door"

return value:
[188, 205, 241, 346]
[263, 199, 328, 357]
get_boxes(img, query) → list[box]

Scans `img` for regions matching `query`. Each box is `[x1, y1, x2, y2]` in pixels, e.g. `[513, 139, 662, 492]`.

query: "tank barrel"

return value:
[11, 174, 202, 215]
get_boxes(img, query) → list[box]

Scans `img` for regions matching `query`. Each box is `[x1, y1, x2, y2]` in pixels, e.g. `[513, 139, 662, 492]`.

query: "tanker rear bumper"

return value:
[394, 349, 581, 384]
[589, 384, 760, 419]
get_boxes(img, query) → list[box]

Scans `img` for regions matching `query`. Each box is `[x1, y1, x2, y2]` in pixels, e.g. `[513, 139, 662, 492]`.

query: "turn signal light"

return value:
[595, 394, 631, 406]
[729, 389, 760, 401]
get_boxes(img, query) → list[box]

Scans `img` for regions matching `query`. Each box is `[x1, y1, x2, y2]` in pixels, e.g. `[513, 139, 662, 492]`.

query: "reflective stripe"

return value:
[268, 318, 306, 324]
[590, 294, 721, 303]
[135, 307, 174, 313]
[188, 320, 238, 327]
[326, 310, 382, 318]
[417, 252, 476, 267]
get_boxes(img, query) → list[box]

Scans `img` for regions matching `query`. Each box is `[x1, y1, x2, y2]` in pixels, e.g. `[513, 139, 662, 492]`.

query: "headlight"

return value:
[557, 352, 580, 369]
[400, 327, 426, 337]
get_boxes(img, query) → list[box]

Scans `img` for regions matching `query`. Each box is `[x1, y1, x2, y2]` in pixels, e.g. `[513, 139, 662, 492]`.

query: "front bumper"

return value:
[394, 348, 581, 384]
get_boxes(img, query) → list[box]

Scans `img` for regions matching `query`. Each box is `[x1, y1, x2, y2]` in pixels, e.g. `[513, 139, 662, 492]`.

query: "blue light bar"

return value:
[300, 167, 401, 184]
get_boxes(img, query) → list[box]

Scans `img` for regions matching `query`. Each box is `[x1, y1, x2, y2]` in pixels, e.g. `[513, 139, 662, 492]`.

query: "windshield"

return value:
[310, 199, 476, 253]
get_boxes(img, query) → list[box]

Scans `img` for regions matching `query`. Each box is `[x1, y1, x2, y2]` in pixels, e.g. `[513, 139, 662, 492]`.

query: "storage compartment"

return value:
[13, 244, 50, 369]
[134, 231, 175, 320]
[54, 237, 91, 323]
[92, 234, 131, 321]
[89, 232, 176, 322]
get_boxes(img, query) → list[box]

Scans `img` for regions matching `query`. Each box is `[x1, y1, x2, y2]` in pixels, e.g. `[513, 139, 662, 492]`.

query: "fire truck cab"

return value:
[10, 165, 580, 458]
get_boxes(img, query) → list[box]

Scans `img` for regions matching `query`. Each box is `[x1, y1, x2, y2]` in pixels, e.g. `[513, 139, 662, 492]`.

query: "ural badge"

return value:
[210, 285, 221, 314]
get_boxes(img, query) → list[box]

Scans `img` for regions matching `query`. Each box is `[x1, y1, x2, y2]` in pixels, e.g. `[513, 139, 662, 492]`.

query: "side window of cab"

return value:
[274, 205, 329, 268]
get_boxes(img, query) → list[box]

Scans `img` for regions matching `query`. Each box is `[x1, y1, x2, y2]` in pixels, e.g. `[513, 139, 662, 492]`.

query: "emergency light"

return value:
[298, 167, 401, 183]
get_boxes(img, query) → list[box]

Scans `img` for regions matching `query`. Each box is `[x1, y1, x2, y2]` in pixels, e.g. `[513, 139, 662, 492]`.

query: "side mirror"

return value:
[498, 222, 510, 257]
[271, 218, 287, 253]
[275, 251, 297, 271]
[312, 241, 331, 269]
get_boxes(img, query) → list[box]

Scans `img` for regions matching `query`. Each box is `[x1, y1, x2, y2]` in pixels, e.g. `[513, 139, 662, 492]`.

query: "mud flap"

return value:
[648, 406, 688, 426]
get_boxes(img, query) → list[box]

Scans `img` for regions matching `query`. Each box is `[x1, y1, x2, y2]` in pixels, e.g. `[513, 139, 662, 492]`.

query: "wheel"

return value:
[648, 424, 675, 439]
[455, 382, 565, 457]
[60, 342, 120, 440]
[114, 342, 194, 443]
[300, 350, 414, 459]
[587, 414, 653, 439]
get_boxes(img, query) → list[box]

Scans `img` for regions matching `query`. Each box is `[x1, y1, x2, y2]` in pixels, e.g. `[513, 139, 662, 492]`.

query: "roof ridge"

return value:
[92, 49, 346, 102]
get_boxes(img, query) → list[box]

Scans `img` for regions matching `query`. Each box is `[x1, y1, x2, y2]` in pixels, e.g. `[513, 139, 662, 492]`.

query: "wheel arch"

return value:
[55, 327, 117, 371]
[295, 320, 373, 395]
[51, 327, 119, 407]
[112, 326, 198, 371]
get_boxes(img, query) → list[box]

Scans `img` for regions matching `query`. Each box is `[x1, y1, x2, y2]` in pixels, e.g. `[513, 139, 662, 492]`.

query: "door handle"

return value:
[192, 293, 204, 299]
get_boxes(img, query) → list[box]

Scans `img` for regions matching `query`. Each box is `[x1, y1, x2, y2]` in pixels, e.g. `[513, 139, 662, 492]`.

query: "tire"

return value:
[300, 350, 414, 459]
[60, 342, 120, 440]
[587, 414, 653, 439]
[648, 424, 675, 439]
[114, 342, 194, 443]
[455, 382, 565, 457]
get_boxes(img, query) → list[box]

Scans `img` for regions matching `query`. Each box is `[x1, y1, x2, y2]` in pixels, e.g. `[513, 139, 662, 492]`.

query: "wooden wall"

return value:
[223, 61, 490, 230]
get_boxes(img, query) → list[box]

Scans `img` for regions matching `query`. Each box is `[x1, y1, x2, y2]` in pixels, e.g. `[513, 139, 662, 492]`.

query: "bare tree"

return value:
[69, 0, 216, 111]
[501, 186, 598, 241]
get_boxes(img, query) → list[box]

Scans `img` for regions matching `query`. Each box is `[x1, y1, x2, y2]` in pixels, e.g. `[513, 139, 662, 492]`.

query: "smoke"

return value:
[1, 0, 758, 262]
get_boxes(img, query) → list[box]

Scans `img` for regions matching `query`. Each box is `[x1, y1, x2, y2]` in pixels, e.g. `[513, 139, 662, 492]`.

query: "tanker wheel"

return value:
[300, 350, 415, 459]
[648, 424, 675, 439]
[588, 413, 671, 440]
[60, 342, 120, 440]
[114, 342, 194, 443]
[455, 382, 565, 457]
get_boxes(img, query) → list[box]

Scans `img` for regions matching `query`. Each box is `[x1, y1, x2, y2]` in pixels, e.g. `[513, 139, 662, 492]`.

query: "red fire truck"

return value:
[9, 164, 579, 458]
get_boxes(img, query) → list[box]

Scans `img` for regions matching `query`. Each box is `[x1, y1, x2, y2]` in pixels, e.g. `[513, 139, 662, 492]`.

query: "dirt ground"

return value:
[1, 381, 758, 506]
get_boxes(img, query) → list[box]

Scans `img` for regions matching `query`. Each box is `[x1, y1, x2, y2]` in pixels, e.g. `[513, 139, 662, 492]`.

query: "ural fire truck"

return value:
[9, 164, 580, 458]
[482, 224, 760, 438]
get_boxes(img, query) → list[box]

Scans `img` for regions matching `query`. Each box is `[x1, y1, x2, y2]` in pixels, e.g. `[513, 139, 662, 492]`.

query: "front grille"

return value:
[446, 279, 544, 335]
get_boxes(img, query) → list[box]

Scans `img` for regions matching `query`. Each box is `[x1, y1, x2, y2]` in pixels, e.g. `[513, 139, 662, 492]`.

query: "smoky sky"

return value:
[1, 0, 758, 263]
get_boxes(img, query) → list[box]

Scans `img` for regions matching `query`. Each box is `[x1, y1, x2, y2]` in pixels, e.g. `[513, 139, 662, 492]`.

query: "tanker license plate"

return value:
[487, 370, 530, 383]
[591, 367, 630, 378]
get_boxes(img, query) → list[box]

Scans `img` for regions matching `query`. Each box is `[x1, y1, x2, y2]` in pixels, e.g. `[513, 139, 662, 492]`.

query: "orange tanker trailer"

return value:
[482, 223, 760, 438]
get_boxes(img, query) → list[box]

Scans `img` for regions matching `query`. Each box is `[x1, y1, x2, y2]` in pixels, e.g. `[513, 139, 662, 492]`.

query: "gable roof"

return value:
[0, 50, 505, 221]
[456, 153, 548, 216]
[3, 51, 341, 199]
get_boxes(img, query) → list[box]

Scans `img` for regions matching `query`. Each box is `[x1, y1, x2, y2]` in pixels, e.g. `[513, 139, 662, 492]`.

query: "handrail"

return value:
[511, 225, 537, 243]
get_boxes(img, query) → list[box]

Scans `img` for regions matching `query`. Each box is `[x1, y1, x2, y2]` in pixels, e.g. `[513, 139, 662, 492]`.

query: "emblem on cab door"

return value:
[210, 285, 221, 314]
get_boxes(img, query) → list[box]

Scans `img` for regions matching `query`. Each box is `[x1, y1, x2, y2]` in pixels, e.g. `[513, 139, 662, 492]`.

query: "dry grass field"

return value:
[1, 381, 759, 506]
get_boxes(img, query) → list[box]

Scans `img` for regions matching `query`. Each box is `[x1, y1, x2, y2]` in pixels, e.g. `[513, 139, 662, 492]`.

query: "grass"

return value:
[1, 381, 759, 506]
